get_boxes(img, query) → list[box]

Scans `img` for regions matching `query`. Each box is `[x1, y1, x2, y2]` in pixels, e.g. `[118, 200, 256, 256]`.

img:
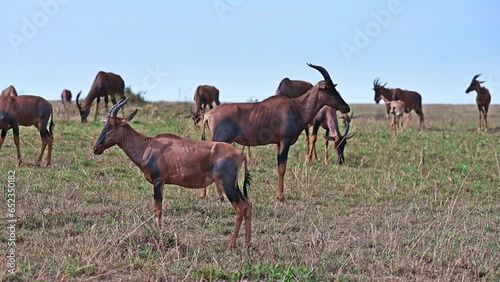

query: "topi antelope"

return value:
[306, 107, 353, 165]
[1, 85, 18, 98]
[466, 74, 491, 132]
[202, 63, 350, 201]
[373, 78, 425, 129]
[275, 77, 352, 152]
[61, 89, 72, 105]
[191, 85, 221, 126]
[387, 100, 405, 132]
[77, 71, 125, 123]
[0, 95, 55, 166]
[93, 98, 252, 250]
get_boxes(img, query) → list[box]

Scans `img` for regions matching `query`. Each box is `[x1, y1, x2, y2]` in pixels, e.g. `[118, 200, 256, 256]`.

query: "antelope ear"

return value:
[124, 109, 138, 123]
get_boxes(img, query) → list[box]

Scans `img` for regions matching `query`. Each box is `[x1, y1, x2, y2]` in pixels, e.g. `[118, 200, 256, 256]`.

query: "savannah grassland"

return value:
[1, 101, 499, 281]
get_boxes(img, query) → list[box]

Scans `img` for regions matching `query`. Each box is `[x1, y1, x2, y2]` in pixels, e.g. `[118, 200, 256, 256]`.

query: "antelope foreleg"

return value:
[306, 133, 317, 163]
[94, 102, 100, 122]
[0, 129, 7, 150]
[304, 128, 310, 161]
[483, 110, 488, 131]
[153, 181, 164, 229]
[13, 133, 22, 166]
[478, 110, 483, 132]
[276, 144, 290, 202]
[324, 137, 329, 165]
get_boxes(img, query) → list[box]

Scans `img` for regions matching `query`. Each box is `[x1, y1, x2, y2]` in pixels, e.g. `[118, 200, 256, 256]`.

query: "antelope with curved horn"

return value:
[93, 98, 252, 250]
[373, 78, 424, 129]
[202, 63, 350, 201]
[466, 74, 491, 132]
[1, 85, 18, 98]
[0, 94, 55, 166]
[76, 71, 125, 123]
[306, 108, 353, 165]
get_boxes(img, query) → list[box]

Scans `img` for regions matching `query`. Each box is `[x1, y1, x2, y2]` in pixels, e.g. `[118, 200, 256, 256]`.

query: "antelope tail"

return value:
[48, 109, 55, 135]
[242, 155, 251, 199]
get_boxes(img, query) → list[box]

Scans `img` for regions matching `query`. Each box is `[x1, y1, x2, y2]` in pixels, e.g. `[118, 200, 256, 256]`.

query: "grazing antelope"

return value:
[387, 100, 405, 132]
[0, 95, 54, 166]
[466, 74, 491, 132]
[275, 78, 314, 98]
[191, 85, 220, 126]
[305, 107, 353, 165]
[373, 78, 424, 129]
[61, 89, 72, 105]
[202, 63, 350, 201]
[1, 85, 18, 97]
[93, 98, 252, 250]
[76, 71, 125, 123]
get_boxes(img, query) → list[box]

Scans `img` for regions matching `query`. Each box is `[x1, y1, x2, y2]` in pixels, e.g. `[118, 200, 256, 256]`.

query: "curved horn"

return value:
[76, 91, 82, 109]
[373, 78, 380, 87]
[307, 63, 333, 86]
[344, 116, 353, 139]
[109, 97, 128, 117]
[332, 111, 342, 139]
[472, 74, 481, 81]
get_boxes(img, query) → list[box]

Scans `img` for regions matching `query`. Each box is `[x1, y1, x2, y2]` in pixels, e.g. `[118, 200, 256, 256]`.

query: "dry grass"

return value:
[1, 102, 499, 281]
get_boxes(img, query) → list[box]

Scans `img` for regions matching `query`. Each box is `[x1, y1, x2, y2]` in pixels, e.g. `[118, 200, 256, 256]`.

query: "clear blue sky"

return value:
[1, 0, 498, 104]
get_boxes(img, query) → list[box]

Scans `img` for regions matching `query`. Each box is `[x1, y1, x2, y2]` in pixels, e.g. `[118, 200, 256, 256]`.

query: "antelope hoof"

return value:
[44, 161, 51, 167]
[277, 195, 286, 202]
[17, 159, 23, 166]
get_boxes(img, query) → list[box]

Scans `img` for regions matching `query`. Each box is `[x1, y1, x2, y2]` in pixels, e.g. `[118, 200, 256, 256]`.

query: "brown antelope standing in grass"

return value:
[76, 71, 125, 123]
[306, 107, 353, 165]
[466, 74, 491, 132]
[191, 85, 221, 126]
[0, 95, 54, 166]
[61, 89, 72, 105]
[275, 78, 351, 151]
[202, 63, 350, 201]
[1, 85, 18, 97]
[93, 98, 252, 250]
[373, 78, 425, 129]
[387, 100, 405, 132]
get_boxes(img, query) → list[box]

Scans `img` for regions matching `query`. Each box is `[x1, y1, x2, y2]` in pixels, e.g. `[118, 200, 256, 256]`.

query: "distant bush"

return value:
[125, 86, 147, 105]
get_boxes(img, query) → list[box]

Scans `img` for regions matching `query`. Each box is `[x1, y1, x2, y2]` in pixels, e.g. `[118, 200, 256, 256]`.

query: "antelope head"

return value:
[466, 74, 485, 94]
[75, 91, 90, 123]
[190, 107, 202, 126]
[94, 98, 138, 155]
[373, 78, 388, 104]
[328, 111, 354, 165]
[307, 63, 350, 114]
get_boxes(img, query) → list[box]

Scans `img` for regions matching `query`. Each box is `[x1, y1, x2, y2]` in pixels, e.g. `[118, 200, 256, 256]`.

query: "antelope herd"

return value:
[0, 65, 495, 249]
